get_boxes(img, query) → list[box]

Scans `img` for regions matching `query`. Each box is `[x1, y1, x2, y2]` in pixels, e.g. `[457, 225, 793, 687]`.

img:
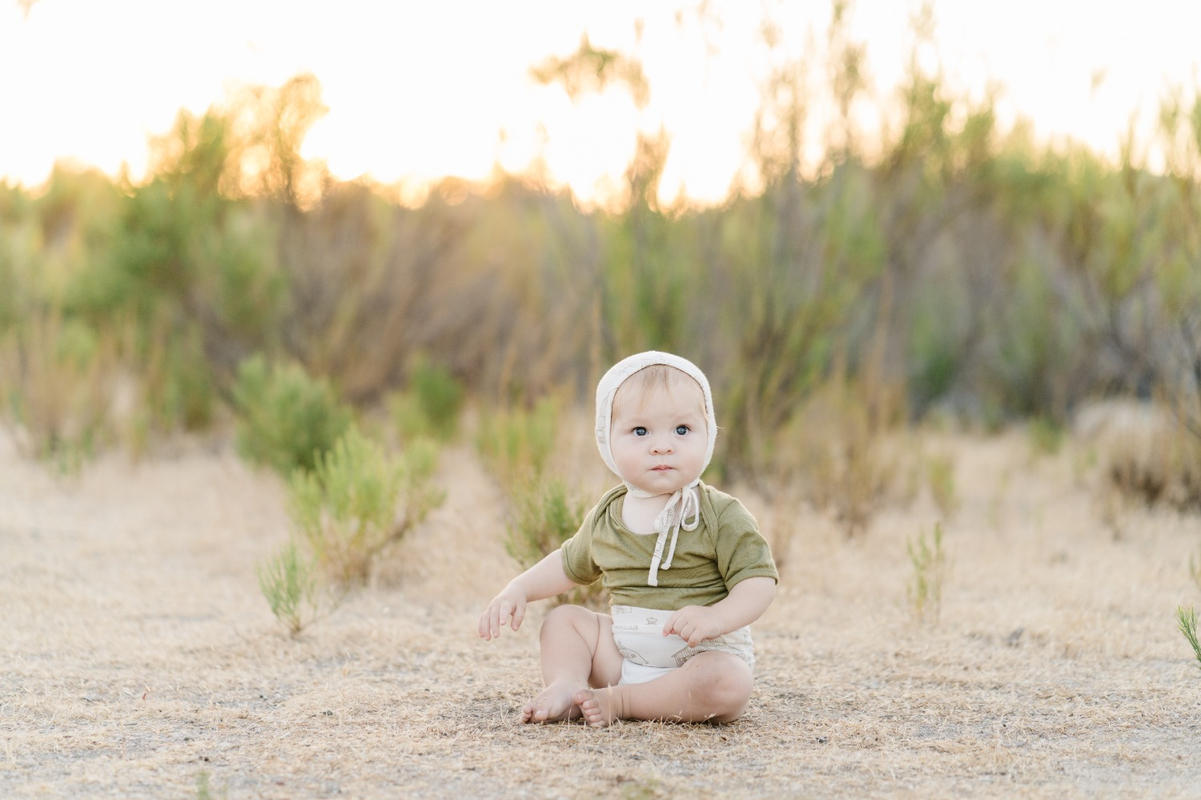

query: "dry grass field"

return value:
[2, 423, 1200, 799]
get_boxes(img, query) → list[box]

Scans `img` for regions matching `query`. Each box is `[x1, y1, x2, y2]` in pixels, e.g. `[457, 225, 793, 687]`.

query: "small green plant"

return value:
[195, 771, 212, 800]
[232, 355, 352, 477]
[288, 428, 443, 585]
[1178, 606, 1201, 673]
[907, 522, 947, 623]
[195, 770, 227, 800]
[1028, 415, 1065, 457]
[257, 538, 317, 635]
[926, 452, 958, 518]
[413, 358, 463, 438]
[389, 358, 464, 443]
[504, 477, 605, 608]
[505, 477, 585, 564]
[475, 396, 558, 488]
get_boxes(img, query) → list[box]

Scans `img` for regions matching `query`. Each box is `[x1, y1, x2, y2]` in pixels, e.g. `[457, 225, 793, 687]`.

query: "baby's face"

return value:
[609, 376, 708, 496]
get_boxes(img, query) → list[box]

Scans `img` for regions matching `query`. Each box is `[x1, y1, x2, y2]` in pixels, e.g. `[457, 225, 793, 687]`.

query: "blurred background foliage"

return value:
[2, 12, 1199, 512]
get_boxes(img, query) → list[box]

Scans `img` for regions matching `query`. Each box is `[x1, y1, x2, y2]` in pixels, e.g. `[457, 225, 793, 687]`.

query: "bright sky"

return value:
[2, 0, 1200, 207]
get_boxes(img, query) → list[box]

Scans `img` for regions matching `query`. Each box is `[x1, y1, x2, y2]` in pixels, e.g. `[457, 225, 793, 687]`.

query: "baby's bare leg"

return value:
[522, 605, 623, 723]
[574, 650, 752, 728]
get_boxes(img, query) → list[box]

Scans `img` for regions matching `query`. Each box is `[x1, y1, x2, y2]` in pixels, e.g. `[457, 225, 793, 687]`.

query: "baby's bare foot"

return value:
[521, 682, 581, 723]
[573, 688, 625, 728]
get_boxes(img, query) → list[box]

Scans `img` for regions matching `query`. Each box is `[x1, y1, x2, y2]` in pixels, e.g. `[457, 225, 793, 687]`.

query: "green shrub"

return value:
[969, 255, 1078, 421]
[257, 538, 317, 635]
[411, 359, 464, 437]
[504, 478, 582, 563]
[474, 396, 557, 488]
[477, 397, 604, 606]
[232, 355, 352, 476]
[505, 477, 605, 608]
[906, 281, 964, 413]
[390, 358, 464, 442]
[288, 428, 443, 585]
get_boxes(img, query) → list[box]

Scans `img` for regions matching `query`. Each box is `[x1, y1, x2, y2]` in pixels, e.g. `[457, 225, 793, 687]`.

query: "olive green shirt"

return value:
[560, 483, 778, 609]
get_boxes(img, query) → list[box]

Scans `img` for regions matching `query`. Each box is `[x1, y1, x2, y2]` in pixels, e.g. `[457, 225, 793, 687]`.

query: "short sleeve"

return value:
[560, 501, 603, 585]
[713, 496, 779, 589]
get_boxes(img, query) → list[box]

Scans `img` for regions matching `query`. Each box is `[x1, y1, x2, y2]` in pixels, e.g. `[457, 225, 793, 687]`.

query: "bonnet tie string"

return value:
[635, 481, 701, 586]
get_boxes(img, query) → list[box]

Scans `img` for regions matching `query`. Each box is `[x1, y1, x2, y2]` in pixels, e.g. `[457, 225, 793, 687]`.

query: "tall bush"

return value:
[66, 109, 282, 433]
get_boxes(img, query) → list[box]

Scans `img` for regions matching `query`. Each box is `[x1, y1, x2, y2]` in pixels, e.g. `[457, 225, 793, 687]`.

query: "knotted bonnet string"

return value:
[595, 351, 717, 586]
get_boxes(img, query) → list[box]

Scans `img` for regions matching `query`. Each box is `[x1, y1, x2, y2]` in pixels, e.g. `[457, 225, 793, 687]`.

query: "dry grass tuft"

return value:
[1077, 399, 1201, 512]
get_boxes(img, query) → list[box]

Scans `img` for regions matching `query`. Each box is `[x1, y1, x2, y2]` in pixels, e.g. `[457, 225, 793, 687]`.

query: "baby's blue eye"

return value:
[675, 425, 689, 435]
[633, 426, 647, 436]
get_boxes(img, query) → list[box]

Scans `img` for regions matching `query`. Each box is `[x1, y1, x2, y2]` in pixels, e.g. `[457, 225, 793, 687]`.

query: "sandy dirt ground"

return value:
[2, 426, 1200, 799]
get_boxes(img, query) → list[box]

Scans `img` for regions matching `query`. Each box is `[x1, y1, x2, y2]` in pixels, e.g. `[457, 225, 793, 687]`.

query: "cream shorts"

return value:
[609, 604, 755, 685]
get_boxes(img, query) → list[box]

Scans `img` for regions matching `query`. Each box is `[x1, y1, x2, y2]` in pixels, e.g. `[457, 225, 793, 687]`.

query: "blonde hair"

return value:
[613, 364, 707, 417]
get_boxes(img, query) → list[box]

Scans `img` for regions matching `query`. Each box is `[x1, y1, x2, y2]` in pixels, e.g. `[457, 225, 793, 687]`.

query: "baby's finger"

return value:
[484, 606, 498, 640]
[478, 611, 490, 639]
[662, 611, 679, 637]
[496, 601, 513, 638]
[511, 601, 526, 631]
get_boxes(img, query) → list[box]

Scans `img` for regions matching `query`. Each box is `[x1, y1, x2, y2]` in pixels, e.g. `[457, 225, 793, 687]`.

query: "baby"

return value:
[478, 351, 778, 727]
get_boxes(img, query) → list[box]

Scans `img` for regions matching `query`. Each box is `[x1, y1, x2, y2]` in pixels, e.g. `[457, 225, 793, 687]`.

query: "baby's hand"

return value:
[477, 583, 527, 640]
[663, 605, 723, 647]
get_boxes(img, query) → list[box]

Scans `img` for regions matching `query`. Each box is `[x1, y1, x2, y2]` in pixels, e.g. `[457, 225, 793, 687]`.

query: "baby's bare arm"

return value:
[663, 577, 777, 646]
[477, 549, 578, 640]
